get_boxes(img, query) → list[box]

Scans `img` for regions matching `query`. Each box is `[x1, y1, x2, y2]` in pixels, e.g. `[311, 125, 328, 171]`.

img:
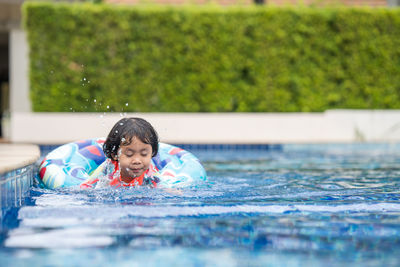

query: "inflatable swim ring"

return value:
[38, 138, 207, 189]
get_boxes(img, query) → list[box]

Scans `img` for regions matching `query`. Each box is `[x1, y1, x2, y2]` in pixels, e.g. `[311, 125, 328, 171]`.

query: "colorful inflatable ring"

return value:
[38, 138, 207, 189]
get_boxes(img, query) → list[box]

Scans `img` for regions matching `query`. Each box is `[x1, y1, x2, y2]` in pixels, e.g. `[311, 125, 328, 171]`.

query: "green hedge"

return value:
[23, 3, 400, 112]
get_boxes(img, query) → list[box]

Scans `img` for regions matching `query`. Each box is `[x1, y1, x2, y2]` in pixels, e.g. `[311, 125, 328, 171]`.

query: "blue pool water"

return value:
[1, 144, 400, 266]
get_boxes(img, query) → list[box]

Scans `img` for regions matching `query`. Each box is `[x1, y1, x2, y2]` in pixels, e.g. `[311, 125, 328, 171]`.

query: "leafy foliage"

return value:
[23, 3, 400, 112]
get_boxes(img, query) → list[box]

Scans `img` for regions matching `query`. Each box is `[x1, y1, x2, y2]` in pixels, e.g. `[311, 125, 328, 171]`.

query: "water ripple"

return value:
[3, 144, 400, 266]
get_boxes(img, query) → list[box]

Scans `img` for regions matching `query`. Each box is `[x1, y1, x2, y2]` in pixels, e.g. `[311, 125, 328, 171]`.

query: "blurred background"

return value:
[1, 0, 400, 144]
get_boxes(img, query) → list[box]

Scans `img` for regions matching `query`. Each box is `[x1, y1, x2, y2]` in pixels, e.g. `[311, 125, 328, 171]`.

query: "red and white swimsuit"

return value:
[80, 159, 159, 189]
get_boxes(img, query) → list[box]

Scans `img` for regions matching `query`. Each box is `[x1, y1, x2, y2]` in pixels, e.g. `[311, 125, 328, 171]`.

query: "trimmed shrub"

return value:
[23, 3, 400, 112]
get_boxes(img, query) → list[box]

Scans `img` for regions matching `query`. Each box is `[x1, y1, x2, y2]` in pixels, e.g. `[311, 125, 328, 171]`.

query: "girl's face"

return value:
[117, 137, 152, 183]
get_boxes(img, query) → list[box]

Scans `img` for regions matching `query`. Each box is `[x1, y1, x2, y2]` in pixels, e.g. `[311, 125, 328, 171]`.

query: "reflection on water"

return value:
[1, 144, 400, 266]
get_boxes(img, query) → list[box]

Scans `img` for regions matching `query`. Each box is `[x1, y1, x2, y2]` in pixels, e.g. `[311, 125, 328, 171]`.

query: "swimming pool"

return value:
[1, 144, 400, 266]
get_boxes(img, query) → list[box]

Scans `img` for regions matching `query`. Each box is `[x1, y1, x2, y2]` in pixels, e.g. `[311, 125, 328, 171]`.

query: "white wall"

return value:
[2, 29, 30, 139]
[10, 29, 30, 113]
[9, 110, 400, 144]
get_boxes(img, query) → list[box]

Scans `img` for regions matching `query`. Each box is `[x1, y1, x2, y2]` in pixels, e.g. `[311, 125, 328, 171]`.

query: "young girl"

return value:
[80, 117, 161, 189]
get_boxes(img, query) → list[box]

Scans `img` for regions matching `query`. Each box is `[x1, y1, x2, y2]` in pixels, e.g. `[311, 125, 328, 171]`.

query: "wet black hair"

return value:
[103, 117, 159, 160]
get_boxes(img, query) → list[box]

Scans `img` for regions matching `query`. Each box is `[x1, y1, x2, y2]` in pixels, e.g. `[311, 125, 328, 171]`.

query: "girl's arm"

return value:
[80, 161, 107, 188]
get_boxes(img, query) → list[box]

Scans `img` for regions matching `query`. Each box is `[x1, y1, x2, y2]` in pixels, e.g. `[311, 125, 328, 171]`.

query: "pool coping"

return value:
[0, 144, 40, 175]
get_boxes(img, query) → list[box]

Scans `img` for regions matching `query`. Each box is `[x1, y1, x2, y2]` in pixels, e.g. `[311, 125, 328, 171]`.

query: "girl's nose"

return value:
[131, 156, 141, 164]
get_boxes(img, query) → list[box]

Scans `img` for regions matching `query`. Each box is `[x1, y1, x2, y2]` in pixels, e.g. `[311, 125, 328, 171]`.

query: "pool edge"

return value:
[0, 144, 40, 220]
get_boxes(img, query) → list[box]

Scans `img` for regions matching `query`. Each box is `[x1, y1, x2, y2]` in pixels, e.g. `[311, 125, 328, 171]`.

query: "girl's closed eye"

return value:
[123, 150, 134, 157]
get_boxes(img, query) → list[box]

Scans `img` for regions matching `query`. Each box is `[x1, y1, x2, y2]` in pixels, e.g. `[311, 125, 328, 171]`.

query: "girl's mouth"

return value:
[129, 168, 142, 174]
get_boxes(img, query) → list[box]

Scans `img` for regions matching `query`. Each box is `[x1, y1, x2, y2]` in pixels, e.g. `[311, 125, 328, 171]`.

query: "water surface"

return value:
[1, 144, 400, 266]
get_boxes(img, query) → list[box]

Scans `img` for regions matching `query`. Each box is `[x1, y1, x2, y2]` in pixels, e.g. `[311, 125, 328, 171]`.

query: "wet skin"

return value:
[117, 137, 152, 183]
